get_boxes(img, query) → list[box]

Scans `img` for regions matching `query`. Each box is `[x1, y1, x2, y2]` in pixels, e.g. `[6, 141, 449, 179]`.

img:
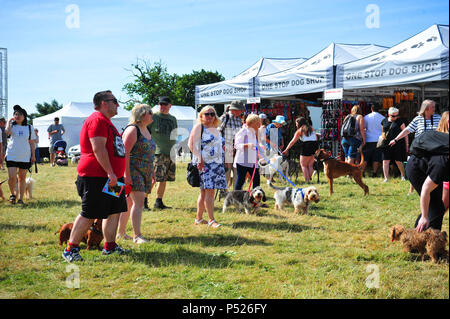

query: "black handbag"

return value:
[186, 125, 203, 187]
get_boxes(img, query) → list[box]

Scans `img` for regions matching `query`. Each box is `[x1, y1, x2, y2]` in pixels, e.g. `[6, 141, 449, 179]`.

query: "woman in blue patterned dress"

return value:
[188, 106, 227, 228]
[117, 104, 155, 243]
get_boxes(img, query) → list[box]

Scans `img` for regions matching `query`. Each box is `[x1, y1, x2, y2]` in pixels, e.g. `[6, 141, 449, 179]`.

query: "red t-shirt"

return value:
[77, 111, 126, 178]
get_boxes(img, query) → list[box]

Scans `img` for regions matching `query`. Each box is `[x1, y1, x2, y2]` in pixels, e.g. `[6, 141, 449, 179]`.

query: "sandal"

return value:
[116, 233, 132, 240]
[9, 195, 16, 205]
[194, 218, 208, 225]
[208, 219, 222, 228]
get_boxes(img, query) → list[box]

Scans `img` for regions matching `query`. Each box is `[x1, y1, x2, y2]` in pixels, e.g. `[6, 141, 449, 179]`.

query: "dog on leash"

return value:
[314, 148, 369, 196]
[268, 181, 319, 214]
[25, 177, 35, 199]
[390, 225, 449, 263]
[258, 155, 289, 184]
[287, 159, 300, 182]
[55, 219, 104, 250]
[222, 186, 266, 214]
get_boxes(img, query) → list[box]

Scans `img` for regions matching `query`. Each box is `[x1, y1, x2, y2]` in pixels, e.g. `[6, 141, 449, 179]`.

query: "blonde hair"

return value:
[418, 99, 435, 116]
[198, 105, 220, 127]
[245, 114, 261, 126]
[351, 105, 361, 115]
[129, 104, 152, 124]
[437, 111, 449, 133]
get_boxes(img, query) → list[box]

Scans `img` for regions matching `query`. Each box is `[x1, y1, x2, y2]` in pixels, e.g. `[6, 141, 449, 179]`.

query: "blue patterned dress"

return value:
[193, 126, 227, 190]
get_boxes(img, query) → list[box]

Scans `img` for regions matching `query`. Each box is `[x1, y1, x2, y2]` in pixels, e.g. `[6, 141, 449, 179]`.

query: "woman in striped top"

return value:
[389, 99, 441, 148]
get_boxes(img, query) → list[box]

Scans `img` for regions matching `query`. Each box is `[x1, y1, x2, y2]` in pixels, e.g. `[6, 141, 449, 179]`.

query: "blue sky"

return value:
[0, 0, 448, 116]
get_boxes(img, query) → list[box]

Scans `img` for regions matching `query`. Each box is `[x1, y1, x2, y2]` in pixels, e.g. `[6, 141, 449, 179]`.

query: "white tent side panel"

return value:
[336, 24, 449, 90]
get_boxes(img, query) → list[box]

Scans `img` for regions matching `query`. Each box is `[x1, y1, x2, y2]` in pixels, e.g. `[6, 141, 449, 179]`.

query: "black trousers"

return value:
[405, 155, 445, 230]
[234, 163, 260, 191]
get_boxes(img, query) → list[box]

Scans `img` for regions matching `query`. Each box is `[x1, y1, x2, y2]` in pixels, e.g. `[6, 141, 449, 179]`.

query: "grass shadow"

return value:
[152, 234, 271, 247]
[232, 221, 319, 233]
[0, 223, 49, 232]
[126, 247, 255, 268]
[23, 199, 80, 209]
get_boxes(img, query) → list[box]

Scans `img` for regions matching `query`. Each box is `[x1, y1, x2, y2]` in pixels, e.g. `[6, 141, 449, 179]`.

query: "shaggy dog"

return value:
[222, 186, 266, 214]
[258, 155, 289, 184]
[390, 224, 449, 263]
[25, 177, 35, 199]
[268, 181, 320, 214]
[314, 148, 369, 196]
[56, 219, 104, 250]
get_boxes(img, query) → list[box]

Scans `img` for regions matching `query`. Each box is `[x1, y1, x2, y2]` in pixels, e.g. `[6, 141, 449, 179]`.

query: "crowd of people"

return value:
[0, 92, 447, 263]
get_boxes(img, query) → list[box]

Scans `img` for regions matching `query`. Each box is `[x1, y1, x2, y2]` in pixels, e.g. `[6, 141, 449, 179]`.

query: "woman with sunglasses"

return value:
[381, 107, 407, 182]
[188, 106, 226, 228]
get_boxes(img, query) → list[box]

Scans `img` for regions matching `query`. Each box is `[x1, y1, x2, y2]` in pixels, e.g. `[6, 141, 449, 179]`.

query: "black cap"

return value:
[54, 117, 60, 121]
[159, 96, 171, 105]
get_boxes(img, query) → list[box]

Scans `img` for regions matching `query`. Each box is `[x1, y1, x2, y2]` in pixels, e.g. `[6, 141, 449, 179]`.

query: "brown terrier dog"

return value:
[314, 148, 369, 196]
[55, 219, 104, 250]
[390, 224, 449, 263]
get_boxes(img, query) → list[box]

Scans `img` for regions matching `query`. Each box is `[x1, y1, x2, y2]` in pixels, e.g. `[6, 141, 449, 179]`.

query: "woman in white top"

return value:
[5, 105, 36, 205]
[233, 114, 262, 190]
[282, 117, 318, 183]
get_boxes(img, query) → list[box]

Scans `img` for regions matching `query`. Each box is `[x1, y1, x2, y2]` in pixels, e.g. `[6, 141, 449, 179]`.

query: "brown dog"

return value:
[0, 179, 5, 201]
[390, 225, 449, 263]
[314, 148, 369, 196]
[55, 219, 104, 250]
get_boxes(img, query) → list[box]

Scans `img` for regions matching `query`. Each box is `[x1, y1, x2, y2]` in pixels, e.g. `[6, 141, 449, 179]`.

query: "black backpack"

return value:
[409, 131, 449, 158]
[341, 115, 357, 138]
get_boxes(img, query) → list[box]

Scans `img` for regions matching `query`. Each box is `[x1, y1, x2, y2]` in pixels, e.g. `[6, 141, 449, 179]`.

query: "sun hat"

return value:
[272, 115, 286, 125]
[229, 100, 244, 111]
[259, 113, 267, 120]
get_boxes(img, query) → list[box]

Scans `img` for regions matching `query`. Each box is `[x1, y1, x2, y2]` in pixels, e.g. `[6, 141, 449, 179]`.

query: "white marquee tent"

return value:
[255, 43, 388, 99]
[33, 102, 198, 151]
[336, 24, 449, 90]
[33, 102, 131, 150]
[195, 57, 306, 105]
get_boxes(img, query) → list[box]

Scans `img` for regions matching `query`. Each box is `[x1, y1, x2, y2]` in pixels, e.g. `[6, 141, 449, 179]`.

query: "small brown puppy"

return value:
[55, 219, 104, 250]
[314, 148, 369, 196]
[0, 179, 6, 201]
[390, 224, 449, 263]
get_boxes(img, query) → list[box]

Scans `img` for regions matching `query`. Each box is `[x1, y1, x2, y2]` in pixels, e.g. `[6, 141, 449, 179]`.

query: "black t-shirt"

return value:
[427, 155, 449, 184]
[381, 118, 406, 142]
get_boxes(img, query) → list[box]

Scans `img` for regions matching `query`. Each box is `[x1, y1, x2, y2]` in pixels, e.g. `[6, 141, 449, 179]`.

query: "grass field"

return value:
[0, 161, 448, 299]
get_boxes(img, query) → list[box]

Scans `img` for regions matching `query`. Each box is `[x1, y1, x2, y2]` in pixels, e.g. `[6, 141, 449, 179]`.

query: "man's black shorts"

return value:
[362, 142, 382, 163]
[6, 159, 32, 170]
[75, 175, 127, 219]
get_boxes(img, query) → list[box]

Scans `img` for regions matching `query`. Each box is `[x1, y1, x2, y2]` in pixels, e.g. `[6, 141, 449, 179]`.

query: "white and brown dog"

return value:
[258, 155, 289, 184]
[222, 186, 267, 215]
[268, 181, 319, 214]
[25, 177, 35, 199]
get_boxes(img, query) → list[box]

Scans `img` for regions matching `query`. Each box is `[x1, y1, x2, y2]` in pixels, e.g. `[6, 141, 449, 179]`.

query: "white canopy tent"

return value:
[255, 43, 388, 99]
[195, 57, 306, 105]
[336, 24, 449, 90]
[33, 102, 131, 150]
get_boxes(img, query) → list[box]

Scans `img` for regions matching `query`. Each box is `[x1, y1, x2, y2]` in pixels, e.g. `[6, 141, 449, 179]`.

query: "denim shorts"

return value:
[341, 137, 362, 159]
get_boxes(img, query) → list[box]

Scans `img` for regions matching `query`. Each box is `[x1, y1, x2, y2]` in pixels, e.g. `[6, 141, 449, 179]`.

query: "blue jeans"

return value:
[341, 137, 362, 159]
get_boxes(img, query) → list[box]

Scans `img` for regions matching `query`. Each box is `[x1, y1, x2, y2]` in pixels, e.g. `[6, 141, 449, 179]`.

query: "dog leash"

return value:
[256, 145, 298, 189]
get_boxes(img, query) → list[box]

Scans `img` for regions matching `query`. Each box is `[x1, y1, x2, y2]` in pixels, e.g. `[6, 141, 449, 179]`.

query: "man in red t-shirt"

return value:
[63, 90, 128, 262]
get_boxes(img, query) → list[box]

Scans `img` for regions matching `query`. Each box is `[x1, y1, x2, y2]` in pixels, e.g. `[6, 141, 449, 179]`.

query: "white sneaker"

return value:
[133, 235, 149, 244]
[401, 176, 406, 181]
[383, 178, 388, 183]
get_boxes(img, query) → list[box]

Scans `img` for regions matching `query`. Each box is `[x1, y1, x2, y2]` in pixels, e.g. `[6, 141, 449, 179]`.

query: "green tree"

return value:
[122, 59, 177, 110]
[29, 99, 63, 123]
[172, 69, 224, 106]
[122, 59, 224, 108]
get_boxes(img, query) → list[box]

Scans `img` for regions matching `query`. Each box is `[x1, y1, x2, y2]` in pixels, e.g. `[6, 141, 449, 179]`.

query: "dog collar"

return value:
[250, 197, 258, 208]
[89, 226, 103, 236]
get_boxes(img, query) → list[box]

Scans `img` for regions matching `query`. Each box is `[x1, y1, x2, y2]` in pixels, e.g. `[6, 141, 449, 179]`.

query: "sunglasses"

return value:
[104, 98, 118, 104]
[204, 112, 215, 117]
[391, 114, 399, 117]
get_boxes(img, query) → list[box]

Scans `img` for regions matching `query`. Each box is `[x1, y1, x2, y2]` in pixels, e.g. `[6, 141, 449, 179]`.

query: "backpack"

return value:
[409, 131, 449, 158]
[341, 115, 357, 138]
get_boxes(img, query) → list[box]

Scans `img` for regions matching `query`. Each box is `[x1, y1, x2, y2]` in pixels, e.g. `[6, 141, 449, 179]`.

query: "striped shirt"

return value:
[219, 112, 243, 144]
[406, 114, 441, 137]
